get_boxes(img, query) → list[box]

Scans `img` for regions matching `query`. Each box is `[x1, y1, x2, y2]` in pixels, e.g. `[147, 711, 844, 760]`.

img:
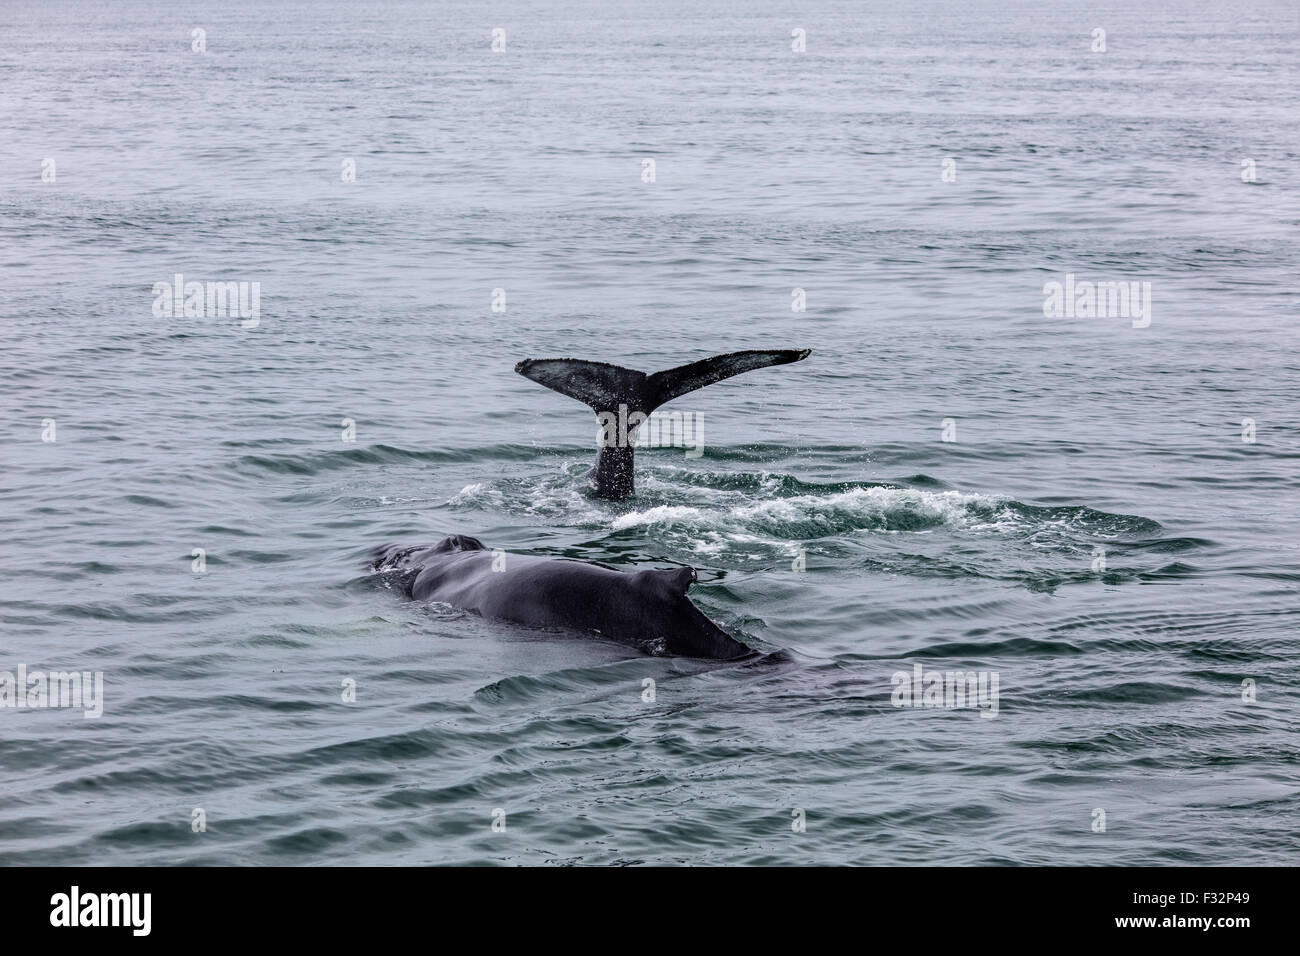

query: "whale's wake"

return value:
[449, 462, 1189, 590]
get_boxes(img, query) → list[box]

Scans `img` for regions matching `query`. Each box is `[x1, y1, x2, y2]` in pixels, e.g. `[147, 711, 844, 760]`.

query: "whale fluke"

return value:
[515, 349, 811, 500]
[645, 349, 811, 408]
[513, 358, 645, 412]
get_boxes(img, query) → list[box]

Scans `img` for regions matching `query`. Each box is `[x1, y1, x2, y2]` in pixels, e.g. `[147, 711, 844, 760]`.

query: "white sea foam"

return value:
[613, 486, 1012, 538]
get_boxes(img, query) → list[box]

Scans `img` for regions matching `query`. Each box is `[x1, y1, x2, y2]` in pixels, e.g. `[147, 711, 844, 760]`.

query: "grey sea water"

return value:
[2, 0, 1298, 865]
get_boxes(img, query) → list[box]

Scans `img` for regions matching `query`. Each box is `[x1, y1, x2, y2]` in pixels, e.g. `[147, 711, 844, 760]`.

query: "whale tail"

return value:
[514, 349, 811, 500]
[515, 349, 811, 416]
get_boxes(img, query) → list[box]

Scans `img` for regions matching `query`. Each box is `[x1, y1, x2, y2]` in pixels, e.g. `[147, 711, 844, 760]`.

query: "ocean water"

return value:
[2, 0, 1298, 865]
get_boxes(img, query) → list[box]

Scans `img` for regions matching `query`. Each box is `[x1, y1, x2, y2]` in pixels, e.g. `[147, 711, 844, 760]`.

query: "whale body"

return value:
[374, 535, 754, 660]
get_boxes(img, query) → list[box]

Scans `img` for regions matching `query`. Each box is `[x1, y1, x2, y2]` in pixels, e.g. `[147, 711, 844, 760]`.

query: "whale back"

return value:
[378, 539, 752, 660]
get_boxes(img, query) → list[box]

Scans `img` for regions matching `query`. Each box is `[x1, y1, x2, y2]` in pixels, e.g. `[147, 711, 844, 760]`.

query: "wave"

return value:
[434, 455, 1213, 593]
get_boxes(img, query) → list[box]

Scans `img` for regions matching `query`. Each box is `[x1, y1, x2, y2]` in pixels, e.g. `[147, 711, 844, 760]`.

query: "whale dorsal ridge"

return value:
[433, 534, 487, 553]
[641, 566, 696, 595]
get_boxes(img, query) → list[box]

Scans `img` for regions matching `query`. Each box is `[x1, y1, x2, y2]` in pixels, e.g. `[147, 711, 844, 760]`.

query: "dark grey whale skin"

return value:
[373, 535, 754, 660]
[514, 349, 812, 500]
